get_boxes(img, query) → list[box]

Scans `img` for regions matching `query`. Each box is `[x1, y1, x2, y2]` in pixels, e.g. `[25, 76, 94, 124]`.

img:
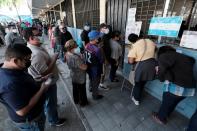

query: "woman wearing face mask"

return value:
[65, 39, 89, 106]
[81, 23, 91, 47]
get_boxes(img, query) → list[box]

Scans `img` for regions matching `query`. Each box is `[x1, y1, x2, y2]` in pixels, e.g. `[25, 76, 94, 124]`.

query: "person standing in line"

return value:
[24, 28, 66, 127]
[80, 22, 91, 48]
[65, 39, 89, 107]
[59, 24, 73, 61]
[85, 30, 104, 100]
[152, 46, 196, 125]
[128, 33, 157, 106]
[187, 109, 197, 131]
[0, 44, 49, 131]
[98, 23, 111, 90]
[109, 30, 122, 82]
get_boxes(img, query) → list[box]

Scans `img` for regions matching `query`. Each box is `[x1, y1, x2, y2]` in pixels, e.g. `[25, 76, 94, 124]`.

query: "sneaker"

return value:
[111, 78, 119, 82]
[93, 95, 104, 100]
[99, 83, 110, 90]
[132, 97, 139, 106]
[50, 118, 66, 127]
[152, 112, 167, 125]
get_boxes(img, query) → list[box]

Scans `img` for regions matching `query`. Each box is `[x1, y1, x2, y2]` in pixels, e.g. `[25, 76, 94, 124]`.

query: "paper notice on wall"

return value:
[180, 31, 197, 49]
[125, 21, 142, 44]
[127, 8, 136, 23]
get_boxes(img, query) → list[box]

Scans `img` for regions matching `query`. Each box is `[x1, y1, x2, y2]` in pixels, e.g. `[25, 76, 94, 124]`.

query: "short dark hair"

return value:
[128, 33, 139, 43]
[157, 46, 176, 58]
[5, 44, 32, 61]
[23, 27, 34, 41]
[111, 30, 121, 38]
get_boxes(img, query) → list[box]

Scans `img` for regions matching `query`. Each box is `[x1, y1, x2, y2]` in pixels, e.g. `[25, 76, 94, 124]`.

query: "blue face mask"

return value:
[73, 47, 81, 54]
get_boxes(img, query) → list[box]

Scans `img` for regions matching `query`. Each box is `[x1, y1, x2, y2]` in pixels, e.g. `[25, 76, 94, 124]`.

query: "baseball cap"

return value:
[88, 30, 101, 41]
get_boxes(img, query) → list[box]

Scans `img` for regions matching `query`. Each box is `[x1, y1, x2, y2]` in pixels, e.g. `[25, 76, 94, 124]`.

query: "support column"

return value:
[100, 0, 106, 24]
[71, 0, 76, 28]
[158, 0, 171, 43]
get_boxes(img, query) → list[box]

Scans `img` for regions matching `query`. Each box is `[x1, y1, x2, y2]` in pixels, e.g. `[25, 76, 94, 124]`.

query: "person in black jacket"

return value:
[152, 46, 196, 125]
[59, 24, 73, 61]
[187, 109, 197, 131]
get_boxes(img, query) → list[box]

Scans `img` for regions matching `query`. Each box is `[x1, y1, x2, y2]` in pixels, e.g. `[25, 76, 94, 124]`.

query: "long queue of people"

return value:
[0, 20, 196, 131]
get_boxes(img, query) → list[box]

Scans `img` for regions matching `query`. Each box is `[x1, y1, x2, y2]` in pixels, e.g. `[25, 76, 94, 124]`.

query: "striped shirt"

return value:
[163, 80, 195, 97]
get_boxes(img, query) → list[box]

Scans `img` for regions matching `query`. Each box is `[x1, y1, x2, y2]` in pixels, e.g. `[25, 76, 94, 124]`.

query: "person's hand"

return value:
[53, 53, 59, 60]
[40, 82, 50, 92]
[155, 66, 159, 75]
[41, 73, 53, 81]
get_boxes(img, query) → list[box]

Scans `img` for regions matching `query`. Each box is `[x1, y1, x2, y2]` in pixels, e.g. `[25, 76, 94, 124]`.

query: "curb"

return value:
[57, 60, 93, 131]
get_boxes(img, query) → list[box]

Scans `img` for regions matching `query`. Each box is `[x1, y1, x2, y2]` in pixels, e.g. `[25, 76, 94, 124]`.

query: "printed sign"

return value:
[148, 16, 183, 37]
[180, 31, 197, 49]
[125, 21, 142, 43]
[127, 8, 136, 23]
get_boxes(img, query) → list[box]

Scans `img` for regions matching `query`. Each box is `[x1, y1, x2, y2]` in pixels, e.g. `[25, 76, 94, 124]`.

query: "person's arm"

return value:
[16, 83, 49, 116]
[79, 64, 87, 70]
[128, 45, 137, 64]
[41, 53, 58, 76]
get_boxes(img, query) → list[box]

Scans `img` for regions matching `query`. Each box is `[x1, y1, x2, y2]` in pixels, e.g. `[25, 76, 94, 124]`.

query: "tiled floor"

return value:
[58, 59, 189, 131]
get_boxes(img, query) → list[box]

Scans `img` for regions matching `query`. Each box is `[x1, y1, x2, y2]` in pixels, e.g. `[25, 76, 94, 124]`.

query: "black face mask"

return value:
[25, 60, 31, 69]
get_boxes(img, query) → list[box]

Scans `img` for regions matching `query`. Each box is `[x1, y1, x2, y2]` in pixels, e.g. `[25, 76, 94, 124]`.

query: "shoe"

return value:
[132, 97, 139, 106]
[111, 79, 119, 82]
[50, 118, 66, 127]
[93, 95, 103, 100]
[99, 83, 110, 90]
[89, 88, 92, 92]
[152, 112, 167, 125]
[80, 101, 89, 107]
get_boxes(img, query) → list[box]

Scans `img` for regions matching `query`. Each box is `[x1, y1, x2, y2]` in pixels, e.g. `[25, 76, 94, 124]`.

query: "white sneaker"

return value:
[99, 83, 110, 90]
[132, 97, 139, 106]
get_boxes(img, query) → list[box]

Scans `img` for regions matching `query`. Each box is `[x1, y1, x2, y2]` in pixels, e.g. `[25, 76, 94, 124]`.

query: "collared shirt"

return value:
[163, 80, 195, 97]
[128, 39, 155, 61]
[27, 43, 58, 82]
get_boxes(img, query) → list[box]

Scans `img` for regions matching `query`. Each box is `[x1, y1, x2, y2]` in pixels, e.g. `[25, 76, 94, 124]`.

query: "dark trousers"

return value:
[158, 92, 185, 122]
[72, 82, 88, 105]
[132, 81, 147, 101]
[109, 58, 118, 81]
[188, 110, 197, 131]
[90, 76, 101, 97]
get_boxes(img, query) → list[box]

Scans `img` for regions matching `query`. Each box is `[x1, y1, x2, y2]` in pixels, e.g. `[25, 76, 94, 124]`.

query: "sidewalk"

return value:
[0, 45, 86, 131]
[48, 43, 190, 131]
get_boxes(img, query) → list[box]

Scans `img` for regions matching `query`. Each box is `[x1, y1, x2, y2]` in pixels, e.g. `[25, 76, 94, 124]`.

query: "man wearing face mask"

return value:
[85, 30, 104, 100]
[81, 22, 91, 47]
[5, 24, 26, 46]
[109, 31, 122, 82]
[98, 23, 112, 90]
[59, 24, 73, 61]
[0, 44, 49, 130]
[24, 28, 66, 127]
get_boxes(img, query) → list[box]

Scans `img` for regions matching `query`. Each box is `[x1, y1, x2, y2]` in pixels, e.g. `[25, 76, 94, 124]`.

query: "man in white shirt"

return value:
[24, 27, 66, 127]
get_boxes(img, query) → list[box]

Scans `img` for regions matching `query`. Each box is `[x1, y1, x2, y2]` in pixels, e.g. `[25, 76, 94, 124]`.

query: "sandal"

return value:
[152, 112, 167, 125]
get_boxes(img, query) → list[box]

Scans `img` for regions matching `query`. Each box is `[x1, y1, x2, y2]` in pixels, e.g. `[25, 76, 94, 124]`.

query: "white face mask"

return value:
[104, 28, 109, 34]
[12, 29, 18, 33]
[73, 47, 81, 54]
[84, 26, 90, 31]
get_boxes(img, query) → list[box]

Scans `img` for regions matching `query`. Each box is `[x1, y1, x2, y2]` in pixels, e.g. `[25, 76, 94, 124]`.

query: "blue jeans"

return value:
[13, 112, 45, 131]
[188, 110, 197, 131]
[45, 84, 59, 124]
